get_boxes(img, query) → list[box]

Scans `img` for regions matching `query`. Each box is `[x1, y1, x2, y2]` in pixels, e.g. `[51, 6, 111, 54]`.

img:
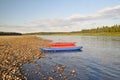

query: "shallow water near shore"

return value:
[22, 36, 120, 80]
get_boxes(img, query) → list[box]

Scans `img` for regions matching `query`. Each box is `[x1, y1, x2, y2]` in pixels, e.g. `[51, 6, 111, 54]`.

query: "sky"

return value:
[0, 0, 120, 33]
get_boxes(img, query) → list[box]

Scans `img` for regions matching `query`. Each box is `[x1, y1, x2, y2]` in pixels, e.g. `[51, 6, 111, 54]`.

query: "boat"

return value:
[51, 45, 76, 48]
[50, 42, 75, 47]
[40, 46, 83, 51]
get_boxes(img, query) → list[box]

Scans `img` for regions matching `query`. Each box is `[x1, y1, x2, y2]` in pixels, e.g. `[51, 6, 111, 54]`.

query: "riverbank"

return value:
[0, 36, 51, 79]
[24, 24, 120, 36]
[25, 32, 120, 36]
[68, 32, 120, 36]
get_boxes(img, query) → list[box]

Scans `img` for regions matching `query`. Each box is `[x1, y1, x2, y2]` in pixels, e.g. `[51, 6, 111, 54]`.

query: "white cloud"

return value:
[69, 5, 120, 21]
[1, 5, 120, 32]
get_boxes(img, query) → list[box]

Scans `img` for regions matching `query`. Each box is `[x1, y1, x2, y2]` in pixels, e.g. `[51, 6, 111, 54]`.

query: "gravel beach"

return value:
[0, 36, 51, 80]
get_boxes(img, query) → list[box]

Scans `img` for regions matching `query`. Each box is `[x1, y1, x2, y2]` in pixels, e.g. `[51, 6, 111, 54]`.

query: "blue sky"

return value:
[0, 0, 120, 32]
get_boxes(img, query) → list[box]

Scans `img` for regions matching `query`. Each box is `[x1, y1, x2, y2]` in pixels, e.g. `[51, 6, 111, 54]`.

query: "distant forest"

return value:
[25, 24, 120, 35]
[1, 24, 120, 35]
[77, 24, 120, 33]
[0, 32, 22, 35]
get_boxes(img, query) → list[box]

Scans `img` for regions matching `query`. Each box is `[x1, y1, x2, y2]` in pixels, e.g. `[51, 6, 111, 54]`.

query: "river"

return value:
[22, 36, 120, 80]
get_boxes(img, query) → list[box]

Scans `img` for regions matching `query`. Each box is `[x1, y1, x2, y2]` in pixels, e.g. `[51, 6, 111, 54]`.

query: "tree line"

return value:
[25, 24, 120, 35]
[2, 24, 119, 35]
[79, 24, 120, 33]
[0, 32, 22, 35]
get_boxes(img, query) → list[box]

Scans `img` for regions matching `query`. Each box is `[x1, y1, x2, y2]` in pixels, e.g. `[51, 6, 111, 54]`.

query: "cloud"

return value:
[1, 5, 120, 32]
[24, 18, 76, 32]
[68, 5, 120, 21]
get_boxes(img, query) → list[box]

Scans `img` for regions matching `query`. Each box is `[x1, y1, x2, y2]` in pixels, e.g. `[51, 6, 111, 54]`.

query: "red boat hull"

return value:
[50, 42, 76, 47]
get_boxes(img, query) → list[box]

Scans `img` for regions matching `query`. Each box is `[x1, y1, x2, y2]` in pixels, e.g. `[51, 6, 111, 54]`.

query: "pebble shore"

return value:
[0, 36, 51, 80]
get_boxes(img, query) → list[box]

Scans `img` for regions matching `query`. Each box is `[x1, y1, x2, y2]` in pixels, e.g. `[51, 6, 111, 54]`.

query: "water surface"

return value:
[22, 36, 120, 80]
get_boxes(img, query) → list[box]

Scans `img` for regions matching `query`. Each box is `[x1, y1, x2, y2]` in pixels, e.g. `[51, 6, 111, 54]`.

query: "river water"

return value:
[22, 36, 120, 80]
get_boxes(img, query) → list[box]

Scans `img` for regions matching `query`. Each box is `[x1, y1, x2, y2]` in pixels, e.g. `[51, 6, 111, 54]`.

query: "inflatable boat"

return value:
[40, 46, 83, 51]
[50, 42, 75, 47]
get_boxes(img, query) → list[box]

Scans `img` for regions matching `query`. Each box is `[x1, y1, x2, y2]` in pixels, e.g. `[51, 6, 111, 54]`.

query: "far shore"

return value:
[0, 36, 51, 80]
[23, 24, 120, 36]
[25, 32, 120, 36]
